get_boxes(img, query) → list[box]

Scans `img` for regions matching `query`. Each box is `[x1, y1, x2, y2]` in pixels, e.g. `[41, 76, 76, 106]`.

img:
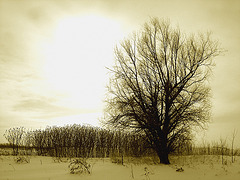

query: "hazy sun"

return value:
[42, 15, 122, 109]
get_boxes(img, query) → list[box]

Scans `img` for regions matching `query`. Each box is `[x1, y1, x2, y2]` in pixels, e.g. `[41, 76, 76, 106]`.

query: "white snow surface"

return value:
[0, 155, 240, 180]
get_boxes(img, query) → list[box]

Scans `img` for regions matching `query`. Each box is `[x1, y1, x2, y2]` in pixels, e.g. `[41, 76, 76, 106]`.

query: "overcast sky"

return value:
[0, 0, 240, 146]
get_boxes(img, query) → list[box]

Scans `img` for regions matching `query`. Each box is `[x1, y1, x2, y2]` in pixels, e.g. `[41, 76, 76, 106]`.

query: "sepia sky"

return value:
[0, 0, 240, 145]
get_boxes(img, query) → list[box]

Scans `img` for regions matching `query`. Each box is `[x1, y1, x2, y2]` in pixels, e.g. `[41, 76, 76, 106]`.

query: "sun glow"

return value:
[42, 15, 122, 109]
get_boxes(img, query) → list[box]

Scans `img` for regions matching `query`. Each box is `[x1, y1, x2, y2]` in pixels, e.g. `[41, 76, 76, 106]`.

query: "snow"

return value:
[0, 155, 240, 180]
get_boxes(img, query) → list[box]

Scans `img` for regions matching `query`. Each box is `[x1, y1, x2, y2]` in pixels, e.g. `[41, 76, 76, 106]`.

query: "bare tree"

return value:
[231, 129, 237, 163]
[104, 18, 220, 164]
[219, 136, 227, 165]
[4, 127, 25, 155]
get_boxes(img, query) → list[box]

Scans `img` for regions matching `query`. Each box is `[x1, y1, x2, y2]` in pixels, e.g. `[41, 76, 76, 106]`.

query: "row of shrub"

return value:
[4, 125, 155, 158]
[3, 125, 239, 159]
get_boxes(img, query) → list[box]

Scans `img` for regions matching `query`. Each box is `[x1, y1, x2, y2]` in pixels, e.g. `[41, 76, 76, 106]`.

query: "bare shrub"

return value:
[4, 127, 25, 156]
[14, 156, 30, 164]
[111, 156, 124, 165]
[68, 158, 91, 174]
[0, 148, 11, 156]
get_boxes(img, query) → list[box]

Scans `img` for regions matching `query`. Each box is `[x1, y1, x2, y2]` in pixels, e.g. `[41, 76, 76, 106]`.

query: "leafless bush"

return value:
[4, 127, 25, 156]
[111, 155, 124, 165]
[14, 156, 30, 164]
[68, 158, 91, 174]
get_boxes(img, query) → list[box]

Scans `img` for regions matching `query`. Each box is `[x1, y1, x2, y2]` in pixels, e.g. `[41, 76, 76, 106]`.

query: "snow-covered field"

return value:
[0, 155, 240, 180]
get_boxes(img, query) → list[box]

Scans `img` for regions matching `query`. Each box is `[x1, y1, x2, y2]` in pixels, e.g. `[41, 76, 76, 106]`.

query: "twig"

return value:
[9, 163, 15, 171]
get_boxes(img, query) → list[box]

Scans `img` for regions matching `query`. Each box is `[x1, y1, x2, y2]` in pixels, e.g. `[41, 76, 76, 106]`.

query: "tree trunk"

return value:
[148, 131, 170, 164]
[157, 146, 170, 164]
[154, 137, 170, 164]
